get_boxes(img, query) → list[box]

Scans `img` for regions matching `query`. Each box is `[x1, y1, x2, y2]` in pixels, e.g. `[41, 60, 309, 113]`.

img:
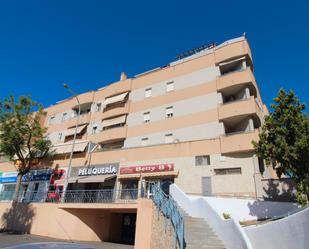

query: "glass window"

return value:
[166, 106, 174, 118]
[145, 88, 152, 98]
[62, 113, 68, 122]
[214, 168, 242, 175]
[96, 103, 102, 112]
[195, 155, 210, 166]
[143, 112, 150, 123]
[165, 133, 173, 143]
[49, 116, 55, 125]
[141, 137, 149, 146]
[166, 81, 174, 92]
[57, 133, 62, 141]
[92, 125, 98, 134]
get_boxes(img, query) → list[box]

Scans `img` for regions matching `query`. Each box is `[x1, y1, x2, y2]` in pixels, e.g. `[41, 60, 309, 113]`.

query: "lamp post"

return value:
[62, 83, 81, 202]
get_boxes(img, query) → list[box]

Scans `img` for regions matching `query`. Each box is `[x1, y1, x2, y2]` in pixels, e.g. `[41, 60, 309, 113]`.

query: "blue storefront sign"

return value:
[0, 169, 52, 184]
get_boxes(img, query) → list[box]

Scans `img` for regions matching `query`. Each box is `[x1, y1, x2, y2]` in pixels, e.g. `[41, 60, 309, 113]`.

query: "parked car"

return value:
[3, 242, 97, 249]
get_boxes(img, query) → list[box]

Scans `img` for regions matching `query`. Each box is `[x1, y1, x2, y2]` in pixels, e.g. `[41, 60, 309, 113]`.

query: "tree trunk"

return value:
[13, 174, 23, 202]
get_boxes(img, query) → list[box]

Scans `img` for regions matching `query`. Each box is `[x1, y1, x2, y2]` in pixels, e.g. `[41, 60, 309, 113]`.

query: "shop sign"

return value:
[120, 164, 174, 175]
[0, 172, 18, 183]
[70, 163, 119, 177]
[22, 169, 53, 182]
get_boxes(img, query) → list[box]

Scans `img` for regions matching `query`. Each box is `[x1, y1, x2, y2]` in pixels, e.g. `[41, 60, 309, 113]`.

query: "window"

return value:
[195, 155, 210, 166]
[49, 116, 55, 125]
[96, 103, 102, 112]
[62, 113, 68, 122]
[166, 81, 174, 92]
[145, 88, 152, 98]
[57, 133, 62, 141]
[165, 133, 173, 143]
[92, 125, 98, 134]
[143, 112, 150, 123]
[166, 106, 174, 118]
[214, 168, 242, 175]
[141, 137, 149, 146]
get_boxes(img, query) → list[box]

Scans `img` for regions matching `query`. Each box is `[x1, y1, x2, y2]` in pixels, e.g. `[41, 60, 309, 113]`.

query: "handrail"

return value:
[0, 189, 140, 204]
[150, 183, 185, 249]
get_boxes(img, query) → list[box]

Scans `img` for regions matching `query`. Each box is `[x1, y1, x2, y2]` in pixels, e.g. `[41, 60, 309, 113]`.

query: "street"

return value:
[0, 232, 134, 249]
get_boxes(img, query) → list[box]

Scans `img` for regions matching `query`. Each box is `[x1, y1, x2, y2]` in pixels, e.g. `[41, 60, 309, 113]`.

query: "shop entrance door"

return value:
[202, 177, 212, 196]
[121, 213, 136, 245]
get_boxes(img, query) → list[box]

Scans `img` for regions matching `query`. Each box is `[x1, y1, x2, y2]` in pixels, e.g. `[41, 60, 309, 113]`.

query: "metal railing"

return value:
[150, 183, 185, 249]
[0, 189, 139, 204]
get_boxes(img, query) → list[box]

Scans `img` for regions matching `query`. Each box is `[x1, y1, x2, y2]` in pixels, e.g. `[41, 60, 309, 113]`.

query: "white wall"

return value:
[244, 206, 309, 249]
[127, 93, 219, 126]
[129, 66, 219, 102]
[198, 196, 299, 222]
[170, 184, 253, 249]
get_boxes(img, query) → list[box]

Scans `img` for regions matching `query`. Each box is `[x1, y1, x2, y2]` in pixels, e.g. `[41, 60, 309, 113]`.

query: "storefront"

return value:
[66, 163, 119, 203]
[0, 172, 18, 201]
[119, 163, 177, 196]
[0, 169, 53, 202]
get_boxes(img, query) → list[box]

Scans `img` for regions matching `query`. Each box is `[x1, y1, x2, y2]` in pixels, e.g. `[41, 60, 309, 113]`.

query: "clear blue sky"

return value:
[0, 0, 308, 110]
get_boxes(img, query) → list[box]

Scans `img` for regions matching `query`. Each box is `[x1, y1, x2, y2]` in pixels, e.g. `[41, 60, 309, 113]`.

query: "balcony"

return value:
[218, 96, 263, 123]
[88, 125, 128, 143]
[215, 38, 252, 65]
[220, 129, 259, 154]
[217, 68, 257, 96]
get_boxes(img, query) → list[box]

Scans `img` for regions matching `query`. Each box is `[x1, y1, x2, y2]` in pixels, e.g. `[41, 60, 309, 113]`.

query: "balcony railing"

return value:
[0, 189, 140, 204]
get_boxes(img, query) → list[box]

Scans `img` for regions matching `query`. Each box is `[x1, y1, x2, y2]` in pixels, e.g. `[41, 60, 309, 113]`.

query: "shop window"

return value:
[143, 112, 150, 123]
[214, 167, 241, 175]
[195, 155, 210, 166]
[141, 137, 149, 146]
[165, 133, 173, 143]
[166, 106, 174, 118]
[166, 81, 174, 92]
[145, 88, 152, 98]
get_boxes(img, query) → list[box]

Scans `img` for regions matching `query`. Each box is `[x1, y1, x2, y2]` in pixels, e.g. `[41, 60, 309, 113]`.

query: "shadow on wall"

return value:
[261, 179, 296, 202]
[1, 202, 36, 234]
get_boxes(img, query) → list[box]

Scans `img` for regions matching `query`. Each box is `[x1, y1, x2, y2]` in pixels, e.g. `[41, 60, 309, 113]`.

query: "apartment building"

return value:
[0, 36, 274, 245]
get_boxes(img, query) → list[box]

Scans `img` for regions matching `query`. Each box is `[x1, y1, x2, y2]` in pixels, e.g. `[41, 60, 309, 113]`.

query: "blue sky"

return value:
[0, 0, 308, 110]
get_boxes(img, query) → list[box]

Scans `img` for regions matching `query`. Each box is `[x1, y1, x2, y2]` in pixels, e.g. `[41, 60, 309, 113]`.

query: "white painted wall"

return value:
[170, 184, 253, 249]
[244, 206, 309, 249]
[127, 92, 219, 126]
[129, 66, 220, 102]
[124, 122, 221, 148]
[196, 196, 299, 222]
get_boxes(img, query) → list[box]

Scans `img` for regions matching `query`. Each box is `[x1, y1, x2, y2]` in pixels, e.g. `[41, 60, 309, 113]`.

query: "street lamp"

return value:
[62, 83, 81, 202]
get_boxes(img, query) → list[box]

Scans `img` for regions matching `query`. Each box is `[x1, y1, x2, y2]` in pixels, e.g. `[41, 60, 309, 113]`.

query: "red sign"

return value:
[120, 164, 174, 174]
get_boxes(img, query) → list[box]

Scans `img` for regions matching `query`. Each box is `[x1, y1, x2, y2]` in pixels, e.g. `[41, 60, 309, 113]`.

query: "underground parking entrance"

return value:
[59, 206, 137, 246]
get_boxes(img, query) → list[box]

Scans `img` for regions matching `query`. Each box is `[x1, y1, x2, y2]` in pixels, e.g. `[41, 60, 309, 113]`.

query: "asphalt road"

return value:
[0, 233, 134, 249]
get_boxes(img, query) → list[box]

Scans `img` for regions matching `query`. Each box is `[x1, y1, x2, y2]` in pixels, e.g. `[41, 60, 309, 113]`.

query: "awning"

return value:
[53, 140, 89, 154]
[102, 115, 126, 128]
[141, 171, 179, 178]
[68, 174, 116, 183]
[218, 56, 246, 66]
[103, 92, 129, 106]
[65, 124, 88, 137]
[117, 174, 141, 180]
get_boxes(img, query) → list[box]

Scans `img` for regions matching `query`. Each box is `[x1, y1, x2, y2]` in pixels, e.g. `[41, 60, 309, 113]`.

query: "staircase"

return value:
[184, 212, 226, 249]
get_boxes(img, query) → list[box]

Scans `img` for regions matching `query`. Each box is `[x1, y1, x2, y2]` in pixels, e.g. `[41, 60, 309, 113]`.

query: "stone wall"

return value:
[150, 205, 179, 249]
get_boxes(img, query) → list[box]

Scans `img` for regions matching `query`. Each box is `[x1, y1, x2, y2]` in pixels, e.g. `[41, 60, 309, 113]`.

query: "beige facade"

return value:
[0, 36, 275, 246]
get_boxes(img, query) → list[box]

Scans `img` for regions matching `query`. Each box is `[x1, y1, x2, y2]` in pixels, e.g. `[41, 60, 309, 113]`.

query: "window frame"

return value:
[166, 81, 174, 92]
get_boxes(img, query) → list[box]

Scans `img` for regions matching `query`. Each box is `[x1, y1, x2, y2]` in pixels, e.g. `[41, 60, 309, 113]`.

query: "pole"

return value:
[62, 84, 81, 202]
